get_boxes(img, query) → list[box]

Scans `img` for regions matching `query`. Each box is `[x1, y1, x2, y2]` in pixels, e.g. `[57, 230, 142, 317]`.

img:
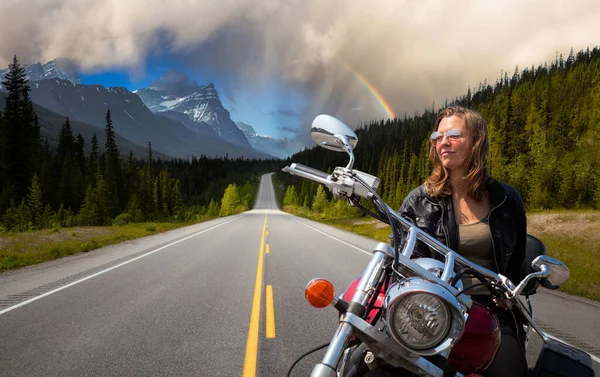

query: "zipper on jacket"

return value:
[424, 197, 450, 247]
[488, 196, 507, 274]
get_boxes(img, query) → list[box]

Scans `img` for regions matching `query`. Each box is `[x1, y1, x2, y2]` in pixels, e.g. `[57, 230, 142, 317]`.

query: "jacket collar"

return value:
[487, 178, 508, 208]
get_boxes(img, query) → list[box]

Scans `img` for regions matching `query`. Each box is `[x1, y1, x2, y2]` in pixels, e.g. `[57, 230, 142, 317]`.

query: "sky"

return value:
[77, 53, 309, 139]
[2, 0, 600, 143]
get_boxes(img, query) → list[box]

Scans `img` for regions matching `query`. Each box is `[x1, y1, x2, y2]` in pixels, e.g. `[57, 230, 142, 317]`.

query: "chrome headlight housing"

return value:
[384, 278, 465, 355]
[414, 258, 463, 291]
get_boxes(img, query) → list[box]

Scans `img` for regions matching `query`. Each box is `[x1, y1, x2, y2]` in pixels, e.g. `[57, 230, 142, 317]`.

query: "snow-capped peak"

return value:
[0, 58, 81, 85]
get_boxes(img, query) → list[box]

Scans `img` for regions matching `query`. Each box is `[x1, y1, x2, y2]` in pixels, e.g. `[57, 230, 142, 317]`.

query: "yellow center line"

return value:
[243, 214, 267, 377]
[266, 244, 270, 254]
[266, 285, 276, 338]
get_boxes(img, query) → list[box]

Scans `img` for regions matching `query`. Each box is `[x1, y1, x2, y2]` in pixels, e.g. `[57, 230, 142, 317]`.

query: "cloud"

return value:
[269, 109, 297, 117]
[277, 125, 299, 134]
[1, 0, 600, 140]
[149, 70, 201, 97]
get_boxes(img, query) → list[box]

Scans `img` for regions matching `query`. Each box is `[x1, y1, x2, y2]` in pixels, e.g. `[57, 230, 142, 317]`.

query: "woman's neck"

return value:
[449, 169, 469, 198]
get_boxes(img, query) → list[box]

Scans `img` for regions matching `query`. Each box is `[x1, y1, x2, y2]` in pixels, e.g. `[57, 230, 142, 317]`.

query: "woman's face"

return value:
[433, 115, 470, 171]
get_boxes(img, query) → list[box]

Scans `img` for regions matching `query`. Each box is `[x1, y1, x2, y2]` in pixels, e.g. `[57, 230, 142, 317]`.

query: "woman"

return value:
[399, 106, 528, 376]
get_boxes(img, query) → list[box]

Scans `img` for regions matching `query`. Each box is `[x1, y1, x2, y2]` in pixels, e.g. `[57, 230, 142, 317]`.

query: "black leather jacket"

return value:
[398, 179, 527, 285]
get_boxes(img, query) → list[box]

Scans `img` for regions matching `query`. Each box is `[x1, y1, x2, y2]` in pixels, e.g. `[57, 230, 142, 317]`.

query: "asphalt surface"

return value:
[0, 173, 599, 376]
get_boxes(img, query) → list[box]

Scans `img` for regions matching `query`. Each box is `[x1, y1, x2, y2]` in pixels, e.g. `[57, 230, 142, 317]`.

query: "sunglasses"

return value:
[430, 129, 463, 144]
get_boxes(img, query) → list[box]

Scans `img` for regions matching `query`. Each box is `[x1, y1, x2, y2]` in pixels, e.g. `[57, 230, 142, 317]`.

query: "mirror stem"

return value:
[344, 145, 355, 170]
[336, 134, 355, 170]
[509, 265, 550, 298]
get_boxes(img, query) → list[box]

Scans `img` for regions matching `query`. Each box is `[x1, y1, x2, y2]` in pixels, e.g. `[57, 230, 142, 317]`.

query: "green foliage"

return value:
[206, 199, 220, 218]
[1, 55, 41, 200]
[1, 69, 273, 233]
[238, 181, 256, 209]
[283, 185, 299, 207]
[277, 46, 600, 212]
[113, 213, 132, 226]
[125, 194, 144, 222]
[312, 185, 329, 213]
[26, 173, 43, 228]
[220, 183, 240, 216]
[79, 184, 98, 226]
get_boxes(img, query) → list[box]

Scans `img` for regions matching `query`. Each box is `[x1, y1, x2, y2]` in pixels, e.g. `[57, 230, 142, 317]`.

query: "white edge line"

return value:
[291, 216, 372, 256]
[288, 214, 600, 364]
[545, 333, 600, 364]
[0, 216, 241, 316]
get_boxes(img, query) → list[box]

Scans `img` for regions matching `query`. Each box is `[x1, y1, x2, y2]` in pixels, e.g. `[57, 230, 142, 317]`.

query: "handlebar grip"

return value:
[293, 164, 330, 180]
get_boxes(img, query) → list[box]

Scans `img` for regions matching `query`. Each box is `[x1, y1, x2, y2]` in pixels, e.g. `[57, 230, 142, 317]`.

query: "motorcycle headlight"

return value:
[384, 278, 465, 355]
[390, 293, 451, 350]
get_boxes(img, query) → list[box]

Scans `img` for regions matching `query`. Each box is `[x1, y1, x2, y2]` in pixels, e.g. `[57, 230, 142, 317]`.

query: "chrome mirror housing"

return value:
[311, 114, 358, 169]
[532, 255, 570, 290]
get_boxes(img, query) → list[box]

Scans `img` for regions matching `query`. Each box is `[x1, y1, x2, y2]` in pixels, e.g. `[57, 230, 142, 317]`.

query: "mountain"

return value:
[135, 84, 253, 149]
[235, 121, 305, 159]
[0, 91, 165, 159]
[22, 78, 268, 159]
[154, 110, 217, 137]
[0, 58, 81, 85]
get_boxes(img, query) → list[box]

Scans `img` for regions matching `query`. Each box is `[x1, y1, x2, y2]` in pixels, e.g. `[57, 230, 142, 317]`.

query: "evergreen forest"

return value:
[0, 56, 281, 232]
[4, 46, 600, 233]
[277, 47, 600, 214]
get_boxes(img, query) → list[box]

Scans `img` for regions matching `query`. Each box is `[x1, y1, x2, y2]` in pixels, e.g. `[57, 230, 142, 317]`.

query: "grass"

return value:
[0, 216, 219, 272]
[283, 206, 600, 302]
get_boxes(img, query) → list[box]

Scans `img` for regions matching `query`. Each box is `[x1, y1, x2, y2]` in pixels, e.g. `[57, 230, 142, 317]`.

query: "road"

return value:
[0, 173, 598, 376]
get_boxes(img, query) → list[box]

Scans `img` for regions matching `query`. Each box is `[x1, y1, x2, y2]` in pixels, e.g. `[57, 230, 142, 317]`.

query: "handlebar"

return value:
[282, 163, 334, 189]
[282, 162, 551, 360]
[282, 163, 504, 292]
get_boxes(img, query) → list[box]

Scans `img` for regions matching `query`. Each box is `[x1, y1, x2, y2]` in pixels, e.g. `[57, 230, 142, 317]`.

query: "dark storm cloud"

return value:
[2, 0, 599, 138]
[149, 70, 201, 97]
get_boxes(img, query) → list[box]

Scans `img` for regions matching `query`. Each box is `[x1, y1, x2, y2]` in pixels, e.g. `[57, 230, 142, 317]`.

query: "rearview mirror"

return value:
[532, 255, 570, 290]
[311, 114, 358, 153]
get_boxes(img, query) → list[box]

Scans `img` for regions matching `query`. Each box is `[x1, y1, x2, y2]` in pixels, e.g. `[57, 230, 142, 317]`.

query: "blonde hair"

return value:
[424, 106, 491, 201]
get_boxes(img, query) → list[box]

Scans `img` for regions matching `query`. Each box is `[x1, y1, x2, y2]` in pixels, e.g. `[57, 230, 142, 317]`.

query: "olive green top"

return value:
[457, 215, 494, 295]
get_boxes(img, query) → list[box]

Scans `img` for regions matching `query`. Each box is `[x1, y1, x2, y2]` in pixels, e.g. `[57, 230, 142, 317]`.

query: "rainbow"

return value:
[342, 61, 397, 119]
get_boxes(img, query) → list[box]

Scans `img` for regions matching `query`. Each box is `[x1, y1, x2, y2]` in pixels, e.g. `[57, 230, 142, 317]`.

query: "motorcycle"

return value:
[283, 114, 595, 377]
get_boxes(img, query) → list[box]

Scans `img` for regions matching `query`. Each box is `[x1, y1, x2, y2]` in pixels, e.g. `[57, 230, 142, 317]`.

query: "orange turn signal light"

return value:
[305, 278, 335, 308]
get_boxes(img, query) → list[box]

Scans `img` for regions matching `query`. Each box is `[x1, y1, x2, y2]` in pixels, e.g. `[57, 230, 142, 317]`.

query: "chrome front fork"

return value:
[310, 245, 390, 377]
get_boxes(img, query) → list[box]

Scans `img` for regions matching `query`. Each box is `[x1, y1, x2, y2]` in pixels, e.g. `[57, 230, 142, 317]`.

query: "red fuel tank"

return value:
[340, 276, 385, 323]
[448, 301, 501, 373]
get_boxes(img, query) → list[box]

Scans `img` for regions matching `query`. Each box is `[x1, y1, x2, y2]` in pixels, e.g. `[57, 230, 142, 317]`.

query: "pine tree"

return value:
[142, 142, 155, 219]
[0, 110, 4, 192]
[39, 138, 56, 208]
[79, 184, 98, 226]
[75, 133, 86, 176]
[89, 132, 99, 184]
[172, 180, 183, 215]
[0, 55, 41, 199]
[93, 170, 109, 225]
[2, 200, 19, 231]
[58, 118, 75, 164]
[126, 193, 143, 222]
[312, 185, 328, 213]
[57, 118, 82, 210]
[26, 173, 43, 228]
[104, 109, 120, 217]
